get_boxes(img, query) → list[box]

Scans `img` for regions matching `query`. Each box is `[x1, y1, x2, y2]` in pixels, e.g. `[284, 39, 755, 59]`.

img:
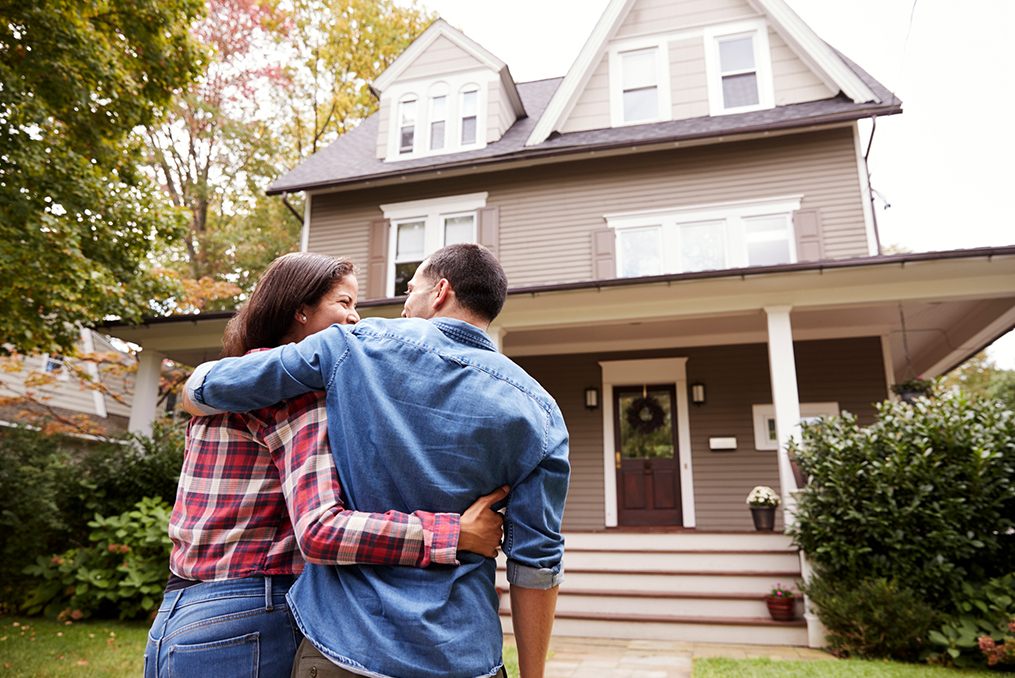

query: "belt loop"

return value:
[265, 575, 273, 611]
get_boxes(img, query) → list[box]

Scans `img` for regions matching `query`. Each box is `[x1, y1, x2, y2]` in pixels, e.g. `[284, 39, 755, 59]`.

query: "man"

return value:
[184, 244, 569, 678]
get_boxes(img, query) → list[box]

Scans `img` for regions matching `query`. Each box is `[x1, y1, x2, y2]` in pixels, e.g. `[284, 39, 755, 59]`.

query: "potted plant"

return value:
[764, 583, 797, 621]
[746, 486, 779, 531]
[891, 376, 934, 403]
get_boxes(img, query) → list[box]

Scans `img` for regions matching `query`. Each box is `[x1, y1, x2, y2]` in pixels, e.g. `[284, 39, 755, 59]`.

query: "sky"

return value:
[405, 0, 1015, 369]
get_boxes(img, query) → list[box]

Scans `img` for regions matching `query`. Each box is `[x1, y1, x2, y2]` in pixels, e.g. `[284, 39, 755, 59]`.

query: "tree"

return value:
[0, 0, 206, 355]
[941, 351, 1015, 410]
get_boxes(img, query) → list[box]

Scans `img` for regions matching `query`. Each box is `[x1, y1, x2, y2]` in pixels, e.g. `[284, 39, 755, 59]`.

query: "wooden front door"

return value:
[614, 385, 682, 526]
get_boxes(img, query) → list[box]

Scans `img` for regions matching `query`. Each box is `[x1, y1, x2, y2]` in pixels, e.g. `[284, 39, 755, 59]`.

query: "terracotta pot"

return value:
[750, 506, 776, 531]
[765, 595, 796, 621]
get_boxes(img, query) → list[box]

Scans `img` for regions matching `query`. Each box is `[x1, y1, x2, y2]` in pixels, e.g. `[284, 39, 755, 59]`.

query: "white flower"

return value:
[746, 486, 780, 507]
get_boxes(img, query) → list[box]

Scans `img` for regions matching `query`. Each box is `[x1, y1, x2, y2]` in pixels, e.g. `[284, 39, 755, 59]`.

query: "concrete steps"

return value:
[497, 531, 807, 646]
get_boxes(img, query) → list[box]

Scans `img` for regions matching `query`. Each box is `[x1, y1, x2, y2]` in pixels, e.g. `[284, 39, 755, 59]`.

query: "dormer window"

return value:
[621, 48, 658, 123]
[460, 88, 478, 145]
[399, 97, 417, 154]
[429, 95, 446, 150]
[703, 19, 774, 116]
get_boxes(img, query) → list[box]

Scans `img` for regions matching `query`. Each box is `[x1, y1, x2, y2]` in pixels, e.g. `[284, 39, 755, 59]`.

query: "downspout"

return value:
[863, 116, 883, 256]
[280, 191, 303, 226]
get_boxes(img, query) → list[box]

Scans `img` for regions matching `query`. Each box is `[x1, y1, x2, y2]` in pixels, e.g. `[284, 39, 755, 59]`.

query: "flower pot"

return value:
[750, 506, 776, 531]
[898, 389, 925, 403]
[765, 595, 796, 621]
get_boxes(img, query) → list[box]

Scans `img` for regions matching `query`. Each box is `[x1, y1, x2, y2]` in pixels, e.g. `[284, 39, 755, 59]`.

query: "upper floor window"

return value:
[608, 38, 671, 127]
[460, 88, 478, 145]
[399, 97, 417, 154]
[606, 196, 802, 278]
[429, 95, 447, 150]
[381, 193, 488, 296]
[703, 20, 774, 116]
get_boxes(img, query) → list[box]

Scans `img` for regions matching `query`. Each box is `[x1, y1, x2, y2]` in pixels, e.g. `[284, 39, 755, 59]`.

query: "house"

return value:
[105, 0, 1015, 647]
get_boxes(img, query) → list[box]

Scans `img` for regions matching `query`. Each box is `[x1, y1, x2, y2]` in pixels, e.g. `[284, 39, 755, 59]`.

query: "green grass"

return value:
[0, 616, 524, 677]
[694, 658, 1015, 678]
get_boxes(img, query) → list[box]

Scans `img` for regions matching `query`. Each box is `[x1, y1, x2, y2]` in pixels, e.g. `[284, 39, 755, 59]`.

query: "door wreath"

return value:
[625, 396, 666, 434]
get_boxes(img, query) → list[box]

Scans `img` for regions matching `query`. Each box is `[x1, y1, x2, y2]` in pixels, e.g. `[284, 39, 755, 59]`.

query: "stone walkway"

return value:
[504, 636, 834, 678]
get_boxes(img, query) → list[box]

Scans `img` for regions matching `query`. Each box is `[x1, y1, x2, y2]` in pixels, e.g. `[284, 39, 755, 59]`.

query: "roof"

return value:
[267, 55, 899, 196]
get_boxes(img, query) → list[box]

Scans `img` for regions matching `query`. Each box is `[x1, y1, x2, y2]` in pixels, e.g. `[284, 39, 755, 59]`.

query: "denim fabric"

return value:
[191, 317, 570, 678]
[144, 576, 301, 678]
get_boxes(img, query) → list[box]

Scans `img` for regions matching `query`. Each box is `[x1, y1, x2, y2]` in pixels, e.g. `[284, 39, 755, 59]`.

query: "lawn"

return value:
[0, 616, 522, 677]
[695, 658, 1015, 678]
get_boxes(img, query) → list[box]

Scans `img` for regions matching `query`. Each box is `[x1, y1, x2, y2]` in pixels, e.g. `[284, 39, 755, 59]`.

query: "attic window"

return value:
[399, 98, 417, 154]
[718, 36, 759, 109]
[703, 19, 774, 116]
[430, 95, 446, 150]
[621, 48, 658, 123]
[460, 89, 478, 145]
[608, 38, 671, 127]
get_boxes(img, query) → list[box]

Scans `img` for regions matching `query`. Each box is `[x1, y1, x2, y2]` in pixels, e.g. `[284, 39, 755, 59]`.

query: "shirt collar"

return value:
[430, 318, 497, 352]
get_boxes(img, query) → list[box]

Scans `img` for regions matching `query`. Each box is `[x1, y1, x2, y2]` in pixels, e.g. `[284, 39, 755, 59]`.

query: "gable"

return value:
[397, 34, 485, 83]
[615, 0, 754, 39]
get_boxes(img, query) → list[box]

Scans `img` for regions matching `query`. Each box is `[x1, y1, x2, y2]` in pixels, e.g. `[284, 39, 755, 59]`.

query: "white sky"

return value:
[402, 0, 1015, 368]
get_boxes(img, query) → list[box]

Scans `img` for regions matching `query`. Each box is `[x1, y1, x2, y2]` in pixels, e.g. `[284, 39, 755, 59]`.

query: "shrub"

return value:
[789, 393, 1015, 611]
[803, 574, 937, 659]
[928, 573, 1015, 668]
[21, 496, 174, 620]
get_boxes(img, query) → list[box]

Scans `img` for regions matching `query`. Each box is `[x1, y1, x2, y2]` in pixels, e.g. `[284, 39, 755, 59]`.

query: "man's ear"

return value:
[431, 278, 452, 311]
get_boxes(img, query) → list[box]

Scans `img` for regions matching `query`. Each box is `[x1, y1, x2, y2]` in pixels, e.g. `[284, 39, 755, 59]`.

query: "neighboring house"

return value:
[106, 0, 1015, 647]
[0, 329, 136, 438]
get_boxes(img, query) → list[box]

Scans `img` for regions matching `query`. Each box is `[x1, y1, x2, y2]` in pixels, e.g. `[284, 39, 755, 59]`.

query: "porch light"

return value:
[691, 383, 706, 405]
[584, 387, 599, 410]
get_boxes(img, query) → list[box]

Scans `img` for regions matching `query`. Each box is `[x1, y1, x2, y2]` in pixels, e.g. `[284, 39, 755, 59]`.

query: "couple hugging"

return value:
[144, 243, 569, 678]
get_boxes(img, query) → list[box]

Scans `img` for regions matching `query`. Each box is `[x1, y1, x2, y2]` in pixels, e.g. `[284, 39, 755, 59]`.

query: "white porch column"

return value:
[128, 350, 164, 436]
[486, 324, 506, 353]
[764, 306, 801, 521]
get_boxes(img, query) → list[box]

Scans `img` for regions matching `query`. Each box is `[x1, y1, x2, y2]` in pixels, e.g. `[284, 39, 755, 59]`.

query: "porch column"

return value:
[763, 306, 801, 522]
[128, 350, 164, 436]
[486, 324, 506, 353]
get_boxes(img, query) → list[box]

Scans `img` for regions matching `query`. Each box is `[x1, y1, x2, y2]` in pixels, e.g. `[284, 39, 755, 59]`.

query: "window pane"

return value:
[745, 216, 788, 240]
[618, 227, 662, 278]
[396, 220, 425, 259]
[400, 126, 415, 153]
[722, 73, 759, 108]
[719, 37, 755, 73]
[622, 48, 656, 90]
[431, 95, 446, 120]
[623, 87, 658, 122]
[461, 90, 477, 116]
[444, 214, 474, 245]
[461, 116, 477, 145]
[747, 239, 791, 267]
[430, 120, 445, 150]
[400, 99, 416, 125]
[618, 389, 674, 459]
[394, 261, 422, 297]
[680, 221, 725, 272]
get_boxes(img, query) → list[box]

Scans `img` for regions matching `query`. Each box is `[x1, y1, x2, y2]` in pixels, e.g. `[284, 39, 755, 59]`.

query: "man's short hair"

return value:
[422, 244, 508, 323]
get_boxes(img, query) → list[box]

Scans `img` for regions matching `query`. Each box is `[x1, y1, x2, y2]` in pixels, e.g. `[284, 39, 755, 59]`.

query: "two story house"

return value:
[108, 0, 1015, 647]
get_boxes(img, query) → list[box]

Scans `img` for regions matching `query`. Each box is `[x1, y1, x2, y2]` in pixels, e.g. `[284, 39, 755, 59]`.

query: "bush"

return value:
[927, 573, 1015, 668]
[21, 497, 174, 620]
[789, 393, 1015, 611]
[803, 574, 937, 659]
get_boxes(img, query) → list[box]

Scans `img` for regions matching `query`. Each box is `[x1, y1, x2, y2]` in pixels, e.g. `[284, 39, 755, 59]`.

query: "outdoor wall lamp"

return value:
[691, 383, 706, 405]
[584, 387, 599, 410]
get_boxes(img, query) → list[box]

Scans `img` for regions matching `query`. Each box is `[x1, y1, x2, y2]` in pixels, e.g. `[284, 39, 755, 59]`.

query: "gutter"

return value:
[266, 102, 904, 196]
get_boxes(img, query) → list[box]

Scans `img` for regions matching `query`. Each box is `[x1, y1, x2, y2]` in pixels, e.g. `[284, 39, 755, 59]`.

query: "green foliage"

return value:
[789, 393, 1015, 611]
[0, 0, 205, 354]
[22, 497, 174, 620]
[928, 574, 1015, 668]
[802, 575, 937, 660]
[941, 352, 1015, 411]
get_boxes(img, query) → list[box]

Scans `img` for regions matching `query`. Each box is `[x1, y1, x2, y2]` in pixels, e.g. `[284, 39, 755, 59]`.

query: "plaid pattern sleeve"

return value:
[261, 393, 461, 568]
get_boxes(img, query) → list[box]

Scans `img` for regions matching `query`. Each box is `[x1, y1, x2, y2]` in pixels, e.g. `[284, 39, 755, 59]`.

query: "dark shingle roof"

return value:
[267, 54, 900, 195]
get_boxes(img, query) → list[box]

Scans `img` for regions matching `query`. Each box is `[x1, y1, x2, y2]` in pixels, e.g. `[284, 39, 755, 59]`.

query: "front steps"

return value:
[497, 531, 808, 646]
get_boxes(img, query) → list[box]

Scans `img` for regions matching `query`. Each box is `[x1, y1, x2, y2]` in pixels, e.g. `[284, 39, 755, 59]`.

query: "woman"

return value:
[144, 253, 505, 678]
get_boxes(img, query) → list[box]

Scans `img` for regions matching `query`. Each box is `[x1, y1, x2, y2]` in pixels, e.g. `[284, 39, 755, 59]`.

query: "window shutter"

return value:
[477, 206, 499, 258]
[367, 218, 390, 299]
[591, 227, 616, 280]
[793, 209, 824, 262]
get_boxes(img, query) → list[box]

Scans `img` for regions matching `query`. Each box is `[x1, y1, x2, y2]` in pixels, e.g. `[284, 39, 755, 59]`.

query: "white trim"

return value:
[605, 195, 803, 225]
[752, 402, 838, 451]
[300, 193, 311, 253]
[381, 192, 488, 221]
[881, 334, 896, 401]
[853, 122, 879, 256]
[608, 37, 673, 127]
[599, 358, 695, 529]
[702, 19, 775, 117]
[128, 350, 163, 436]
[80, 328, 107, 419]
[763, 306, 800, 526]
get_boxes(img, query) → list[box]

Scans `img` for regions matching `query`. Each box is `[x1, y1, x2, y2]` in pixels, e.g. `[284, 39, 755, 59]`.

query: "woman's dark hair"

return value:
[221, 253, 356, 357]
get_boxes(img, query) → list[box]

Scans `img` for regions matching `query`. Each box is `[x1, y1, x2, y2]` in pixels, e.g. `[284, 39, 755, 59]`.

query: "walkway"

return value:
[504, 636, 834, 678]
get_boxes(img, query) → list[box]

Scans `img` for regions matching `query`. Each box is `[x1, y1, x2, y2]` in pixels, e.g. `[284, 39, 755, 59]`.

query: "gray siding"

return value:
[515, 336, 886, 532]
[669, 37, 709, 121]
[397, 35, 483, 81]
[376, 98, 390, 159]
[486, 83, 517, 143]
[769, 28, 835, 105]
[616, 0, 754, 38]
[561, 54, 611, 134]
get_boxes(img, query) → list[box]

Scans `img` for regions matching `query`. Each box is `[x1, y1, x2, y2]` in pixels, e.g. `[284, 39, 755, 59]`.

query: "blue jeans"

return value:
[144, 575, 302, 678]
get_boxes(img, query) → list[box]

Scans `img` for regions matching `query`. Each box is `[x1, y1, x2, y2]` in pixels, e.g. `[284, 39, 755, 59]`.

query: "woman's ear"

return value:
[295, 306, 308, 324]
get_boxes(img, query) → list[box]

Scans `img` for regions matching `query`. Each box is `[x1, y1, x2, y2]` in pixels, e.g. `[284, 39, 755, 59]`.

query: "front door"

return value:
[614, 384, 682, 526]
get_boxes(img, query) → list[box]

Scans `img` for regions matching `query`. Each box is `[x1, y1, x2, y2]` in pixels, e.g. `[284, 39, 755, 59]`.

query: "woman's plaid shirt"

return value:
[169, 391, 460, 581]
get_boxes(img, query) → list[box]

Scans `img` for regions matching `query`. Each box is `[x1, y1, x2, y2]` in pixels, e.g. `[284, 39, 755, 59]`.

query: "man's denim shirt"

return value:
[188, 318, 569, 678]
